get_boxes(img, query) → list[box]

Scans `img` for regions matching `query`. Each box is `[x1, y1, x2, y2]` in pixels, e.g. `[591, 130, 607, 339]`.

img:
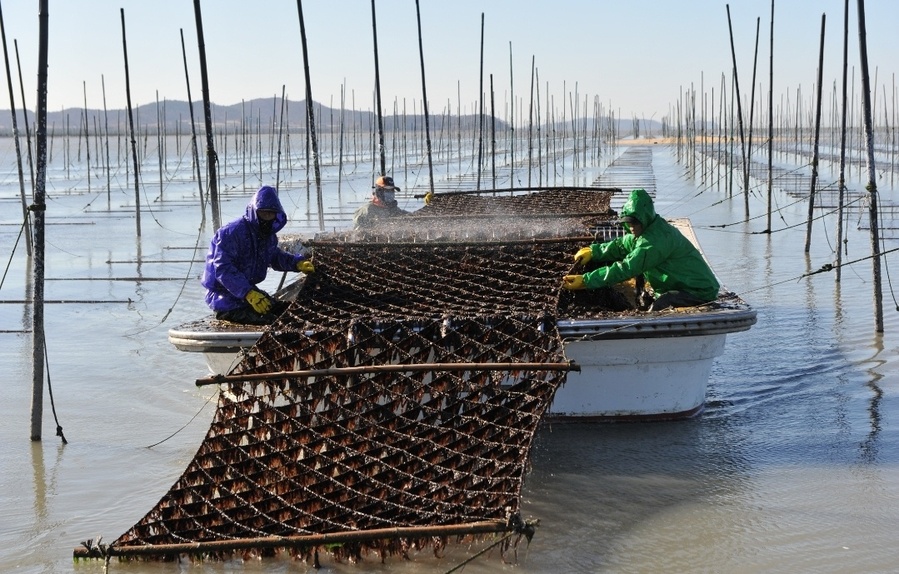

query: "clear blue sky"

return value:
[2, 0, 897, 124]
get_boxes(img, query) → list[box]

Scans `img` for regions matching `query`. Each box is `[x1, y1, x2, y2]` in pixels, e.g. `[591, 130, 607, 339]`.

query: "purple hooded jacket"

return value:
[201, 186, 306, 312]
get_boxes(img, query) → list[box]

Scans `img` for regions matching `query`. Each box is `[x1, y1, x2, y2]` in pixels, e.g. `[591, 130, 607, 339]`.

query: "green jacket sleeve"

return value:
[583, 235, 668, 290]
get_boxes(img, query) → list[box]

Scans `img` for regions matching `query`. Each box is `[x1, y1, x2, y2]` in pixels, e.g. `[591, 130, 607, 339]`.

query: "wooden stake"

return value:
[120, 9, 141, 237]
[414, 0, 435, 196]
[31, 0, 49, 441]
[804, 14, 826, 253]
[855, 0, 884, 331]
[192, 0, 220, 229]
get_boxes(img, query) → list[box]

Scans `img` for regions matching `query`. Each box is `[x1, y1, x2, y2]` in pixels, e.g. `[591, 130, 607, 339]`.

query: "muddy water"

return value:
[1, 143, 898, 573]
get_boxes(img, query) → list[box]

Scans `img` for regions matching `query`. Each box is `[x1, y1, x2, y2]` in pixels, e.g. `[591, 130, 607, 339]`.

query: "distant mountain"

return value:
[0, 98, 506, 136]
[0, 98, 669, 141]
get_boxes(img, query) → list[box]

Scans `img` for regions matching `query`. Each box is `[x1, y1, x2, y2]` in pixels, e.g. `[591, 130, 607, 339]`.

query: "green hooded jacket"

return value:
[582, 188, 720, 301]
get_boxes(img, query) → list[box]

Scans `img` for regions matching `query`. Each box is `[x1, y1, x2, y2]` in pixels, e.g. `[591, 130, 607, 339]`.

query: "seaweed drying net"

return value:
[80, 188, 620, 563]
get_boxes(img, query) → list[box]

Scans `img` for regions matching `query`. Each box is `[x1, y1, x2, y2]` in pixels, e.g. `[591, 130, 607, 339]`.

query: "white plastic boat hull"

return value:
[170, 305, 754, 422]
[549, 334, 724, 421]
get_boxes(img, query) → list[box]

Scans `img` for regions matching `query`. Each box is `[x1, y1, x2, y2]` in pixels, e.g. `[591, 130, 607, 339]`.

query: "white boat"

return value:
[171, 189, 755, 422]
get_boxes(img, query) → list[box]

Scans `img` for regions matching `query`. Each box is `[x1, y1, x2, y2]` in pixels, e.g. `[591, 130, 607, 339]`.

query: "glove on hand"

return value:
[245, 289, 273, 314]
[562, 275, 586, 290]
[573, 247, 593, 266]
[297, 260, 315, 274]
[424, 191, 434, 205]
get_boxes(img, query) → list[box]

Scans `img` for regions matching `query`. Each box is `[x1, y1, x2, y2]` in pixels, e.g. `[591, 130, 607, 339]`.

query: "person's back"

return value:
[633, 215, 720, 303]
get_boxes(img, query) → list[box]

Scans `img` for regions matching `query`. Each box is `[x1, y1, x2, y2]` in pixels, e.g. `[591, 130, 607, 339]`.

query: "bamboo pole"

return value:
[745, 17, 760, 219]
[155, 91, 162, 201]
[0, 3, 32, 256]
[490, 74, 496, 188]
[101, 75, 111, 209]
[855, 0, 883, 331]
[414, 0, 435, 196]
[13, 40, 35, 191]
[476, 12, 485, 190]
[197, 361, 580, 387]
[835, 0, 849, 282]
[179, 28, 205, 223]
[73, 520, 512, 559]
[337, 81, 345, 200]
[508, 42, 514, 189]
[275, 84, 286, 187]
[30, 0, 49, 442]
[192, 0, 220, 230]
[370, 0, 386, 177]
[527, 55, 535, 187]
[120, 9, 141, 236]
[803, 14, 825, 254]
[766, 0, 774, 233]
[82, 83, 92, 193]
[725, 4, 749, 219]
[296, 0, 324, 230]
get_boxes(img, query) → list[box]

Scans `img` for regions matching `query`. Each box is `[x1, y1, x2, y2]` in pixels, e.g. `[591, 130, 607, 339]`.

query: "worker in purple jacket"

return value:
[201, 185, 314, 325]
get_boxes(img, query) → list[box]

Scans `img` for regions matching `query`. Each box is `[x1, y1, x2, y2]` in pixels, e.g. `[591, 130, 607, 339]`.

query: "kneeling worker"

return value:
[202, 185, 315, 325]
[562, 188, 719, 311]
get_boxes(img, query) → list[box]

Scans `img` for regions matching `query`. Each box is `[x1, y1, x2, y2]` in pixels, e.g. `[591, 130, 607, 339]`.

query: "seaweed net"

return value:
[79, 188, 622, 563]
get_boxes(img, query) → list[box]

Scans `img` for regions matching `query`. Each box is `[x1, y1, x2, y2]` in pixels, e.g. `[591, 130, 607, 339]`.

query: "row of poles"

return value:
[669, 0, 884, 331]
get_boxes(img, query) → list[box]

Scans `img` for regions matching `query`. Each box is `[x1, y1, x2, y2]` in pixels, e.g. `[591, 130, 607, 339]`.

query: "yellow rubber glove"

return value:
[297, 260, 315, 274]
[562, 275, 586, 290]
[424, 191, 434, 205]
[245, 289, 272, 314]
[573, 246, 593, 266]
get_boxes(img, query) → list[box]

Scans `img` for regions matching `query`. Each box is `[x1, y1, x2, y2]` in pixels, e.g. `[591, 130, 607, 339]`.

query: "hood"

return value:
[619, 188, 656, 228]
[245, 185, 288, 233]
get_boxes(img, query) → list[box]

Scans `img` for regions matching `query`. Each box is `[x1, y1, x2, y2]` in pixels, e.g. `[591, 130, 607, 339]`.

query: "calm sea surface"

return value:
[1, 140, 897, 573]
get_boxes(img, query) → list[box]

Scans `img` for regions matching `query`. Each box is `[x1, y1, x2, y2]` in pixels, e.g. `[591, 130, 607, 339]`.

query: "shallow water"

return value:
[1, 140, 898, 573]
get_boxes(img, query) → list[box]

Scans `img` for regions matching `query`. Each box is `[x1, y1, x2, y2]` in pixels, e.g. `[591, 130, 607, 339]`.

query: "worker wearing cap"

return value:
[353, 175, 409, 229]
[562, 188, 719, 311]
[201, 185, 315, 325]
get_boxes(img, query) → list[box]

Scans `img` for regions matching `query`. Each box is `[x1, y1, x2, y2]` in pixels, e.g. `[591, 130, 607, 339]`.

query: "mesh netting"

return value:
[80, 187, 623, 563]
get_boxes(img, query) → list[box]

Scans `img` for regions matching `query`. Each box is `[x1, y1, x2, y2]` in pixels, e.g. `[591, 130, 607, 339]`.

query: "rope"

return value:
[0, 213, 28, 291]
[443, 515, 537, 573]
[42, 332, 66, 443]
[144, 388, 217, 449]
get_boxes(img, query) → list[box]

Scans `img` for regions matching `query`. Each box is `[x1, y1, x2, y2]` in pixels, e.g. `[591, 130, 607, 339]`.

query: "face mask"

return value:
[381, 190, 396, 206]
[258, 219, 274, 235]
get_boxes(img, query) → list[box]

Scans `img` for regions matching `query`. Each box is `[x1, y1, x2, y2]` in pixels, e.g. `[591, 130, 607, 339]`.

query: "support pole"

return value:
[193, 0, 220, 229]
[370, 0, 386, 177]
[855, 0, 884, 331]
[120, 8, 141, 237]
[296, 0, 324, 230]
[414, 0, 435, 197]
[725, 5, 749, 220]
[30, 0, 49, 441]
[835, 0, 850, 282]
[804, 14, 826, 253]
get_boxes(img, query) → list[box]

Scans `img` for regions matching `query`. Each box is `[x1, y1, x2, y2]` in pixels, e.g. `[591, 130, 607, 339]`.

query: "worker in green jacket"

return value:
[562, 188, 720, 311]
